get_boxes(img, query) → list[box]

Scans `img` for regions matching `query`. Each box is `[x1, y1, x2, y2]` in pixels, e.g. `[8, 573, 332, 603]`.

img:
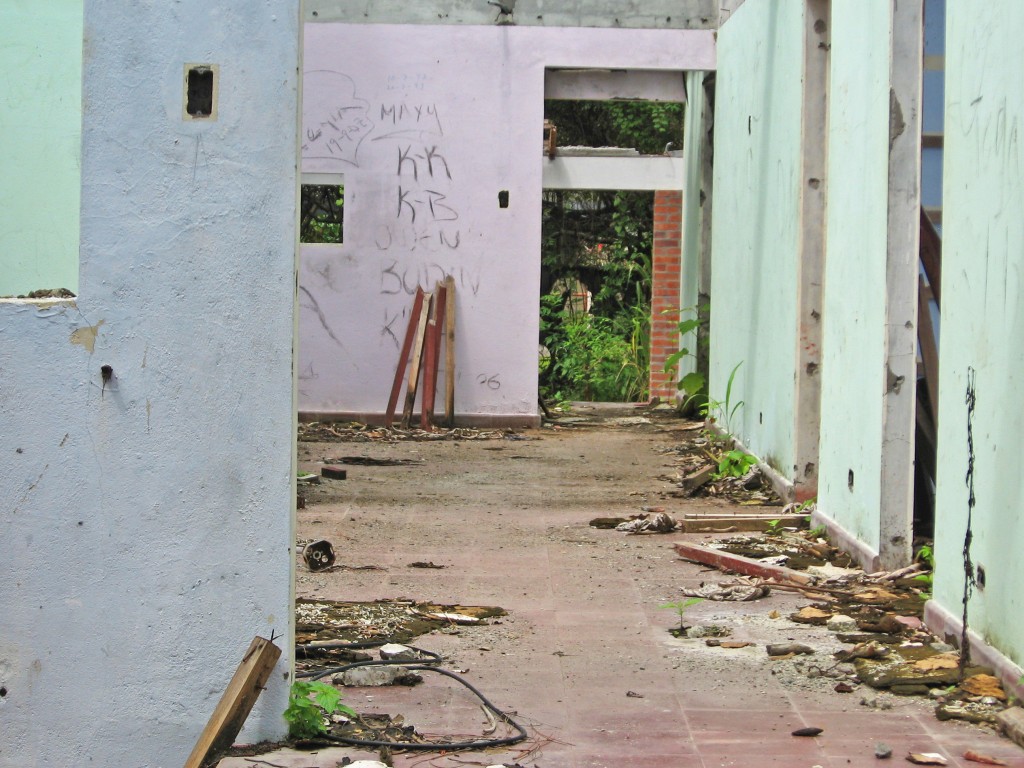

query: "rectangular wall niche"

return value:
[184, 64, 218, 119]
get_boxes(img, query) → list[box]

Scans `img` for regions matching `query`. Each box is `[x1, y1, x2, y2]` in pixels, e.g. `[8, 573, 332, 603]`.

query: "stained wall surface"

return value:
[0, 0, 82, 296]
[708, 0, 804, 476]
[814, 7, 892, 556]
[932, 0, 1024, 670]
[0, 2, 299, 765]
[298, 24, 714, 422]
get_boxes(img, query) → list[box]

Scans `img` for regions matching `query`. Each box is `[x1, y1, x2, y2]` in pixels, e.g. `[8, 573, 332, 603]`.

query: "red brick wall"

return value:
[650, 189, 683, 400]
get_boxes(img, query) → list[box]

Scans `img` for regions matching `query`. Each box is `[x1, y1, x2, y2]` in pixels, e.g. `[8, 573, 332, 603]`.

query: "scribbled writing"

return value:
[476, 374, 501, 391]
[380, 260, 481, 297]
[302, 71, 374, 167]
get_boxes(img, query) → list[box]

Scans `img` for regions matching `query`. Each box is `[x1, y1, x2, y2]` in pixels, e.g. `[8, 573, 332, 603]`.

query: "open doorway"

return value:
[539, 97, 685, 409]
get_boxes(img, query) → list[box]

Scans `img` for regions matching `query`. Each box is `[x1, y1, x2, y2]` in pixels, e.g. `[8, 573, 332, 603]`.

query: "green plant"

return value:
[283, 680, 356, 739]
[704, 362, 746, 434]
[808, 525, 827, 538]
[659, 597, 704, 632]
[916, 544, 935, 569]
[765, 519, 784, 534]
[714, 449, 756, 479]
[663, 306, 707, 401]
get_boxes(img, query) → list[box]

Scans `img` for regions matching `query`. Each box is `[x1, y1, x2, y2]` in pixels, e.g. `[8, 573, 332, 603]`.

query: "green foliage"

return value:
[715, 449, 756, 479]
[663, 306, 709, 402]
[659, 597, 704, 630]
[283, 681, 356, 739]
[703, 362, 745, 434]
[300, 185, 344, 244]
[540, 296, 649, 402]
[916, 544, 935, 569]
[808, 525, 827, 538]
[766, 519, 784, 534]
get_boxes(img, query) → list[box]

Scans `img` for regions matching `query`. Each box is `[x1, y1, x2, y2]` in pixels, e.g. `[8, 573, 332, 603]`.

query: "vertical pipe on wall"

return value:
[879, 0, 923, 568]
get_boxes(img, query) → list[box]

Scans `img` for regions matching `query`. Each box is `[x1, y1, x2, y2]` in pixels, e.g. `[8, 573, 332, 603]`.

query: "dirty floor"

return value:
[219, 405, 1023, 768]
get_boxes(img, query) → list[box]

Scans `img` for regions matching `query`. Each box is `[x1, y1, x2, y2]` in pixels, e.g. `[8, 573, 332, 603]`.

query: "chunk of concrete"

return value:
[995, 706, 1024, 749]
[333, 665, 422, 687]
[379, 643, 418, 661]
[826, 614, 858, 633]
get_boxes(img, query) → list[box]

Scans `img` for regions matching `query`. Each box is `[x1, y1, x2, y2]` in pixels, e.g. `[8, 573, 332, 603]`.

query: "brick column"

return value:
[650, 189, 683, 400]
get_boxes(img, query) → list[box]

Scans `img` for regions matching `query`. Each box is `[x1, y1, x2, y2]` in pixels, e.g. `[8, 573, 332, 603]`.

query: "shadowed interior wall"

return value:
[931, 0, 1024, 674]
[0, 0, 82, 296]
[0, 2, 299, 764]
[708, 0, 804, 477]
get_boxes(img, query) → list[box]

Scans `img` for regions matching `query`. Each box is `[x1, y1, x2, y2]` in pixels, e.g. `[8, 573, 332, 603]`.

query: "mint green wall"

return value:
[933, 0, 1024, 668]
[709, 0, 803, 474]
[815, 5, 892, 554]
[0, 2, 82, 295]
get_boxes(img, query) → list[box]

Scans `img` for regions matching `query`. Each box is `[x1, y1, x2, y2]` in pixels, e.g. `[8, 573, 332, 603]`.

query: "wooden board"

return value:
[385, 288, 425, 428]
[182, 636, 282, 768]
[421, 282, 447, 430]
[401, 292, 433, 428]
[444, 276, 456, 427]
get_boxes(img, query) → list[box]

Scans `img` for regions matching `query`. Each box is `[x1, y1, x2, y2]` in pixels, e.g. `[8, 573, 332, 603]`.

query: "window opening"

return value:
[300, 184, 344, 244]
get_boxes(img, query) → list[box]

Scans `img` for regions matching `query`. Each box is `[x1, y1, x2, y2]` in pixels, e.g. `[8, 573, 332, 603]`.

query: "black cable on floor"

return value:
[295, 640, 528, 751]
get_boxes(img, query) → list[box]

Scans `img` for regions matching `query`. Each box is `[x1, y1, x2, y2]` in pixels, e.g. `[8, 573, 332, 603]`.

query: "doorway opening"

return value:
[539, 96, 685, 408]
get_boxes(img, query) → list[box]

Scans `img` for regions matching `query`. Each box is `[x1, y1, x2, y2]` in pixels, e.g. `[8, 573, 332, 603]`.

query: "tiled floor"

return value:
[220, 413, 1023, 768]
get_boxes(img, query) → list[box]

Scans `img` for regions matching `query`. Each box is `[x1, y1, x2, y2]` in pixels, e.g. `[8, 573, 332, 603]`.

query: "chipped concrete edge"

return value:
[923, 599, 1024, 705]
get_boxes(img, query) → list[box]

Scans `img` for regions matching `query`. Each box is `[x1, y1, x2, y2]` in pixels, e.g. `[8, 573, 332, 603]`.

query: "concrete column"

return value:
[879, 0, 923, 568]
[792, 0, 830, 500]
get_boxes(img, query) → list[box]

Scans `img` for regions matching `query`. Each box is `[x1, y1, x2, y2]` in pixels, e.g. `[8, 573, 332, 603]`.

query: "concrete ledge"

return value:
[924, 599, 1024, 703]
[810, 510, 881, 573]
[673, 541, 815, 585]
[299, 410, 541, 429]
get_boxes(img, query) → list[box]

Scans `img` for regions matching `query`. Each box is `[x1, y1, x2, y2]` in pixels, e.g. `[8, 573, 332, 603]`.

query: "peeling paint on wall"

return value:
[69, 320, 105, 353]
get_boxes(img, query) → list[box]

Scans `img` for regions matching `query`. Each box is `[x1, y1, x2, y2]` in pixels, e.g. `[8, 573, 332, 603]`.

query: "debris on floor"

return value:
[656, 432, 782, 506]
[680, 576, 771, 601]
[299, 421, 518, 443]
[614, 511, 677, 533]
[296, 598, 505, 664]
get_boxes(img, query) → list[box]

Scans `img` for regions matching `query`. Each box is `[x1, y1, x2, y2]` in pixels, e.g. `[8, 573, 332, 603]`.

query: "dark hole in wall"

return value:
[186, 67, 214, 117]
[847, 469, 855, 491]
[498, 190, 509, 208]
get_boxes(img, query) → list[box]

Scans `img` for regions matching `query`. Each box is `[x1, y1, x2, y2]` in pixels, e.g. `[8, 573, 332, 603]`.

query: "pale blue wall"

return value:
[933, 0, 1024, 670]
[0, 1, 82, 296]
[0, 2, 299, 764]
[815, 6, 893, 555]
[709, 0, 804, 474]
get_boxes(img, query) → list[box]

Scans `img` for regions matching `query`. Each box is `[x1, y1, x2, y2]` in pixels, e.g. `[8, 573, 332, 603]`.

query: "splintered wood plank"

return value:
[401, 291, 433, 428]
[918, 275, 940, 427]
[182, 636, 282, 768]
[444, 275, 456, 427]
[920, 207, 942, 308]
[385, 288, 425, 428]
[421, 281, 447, 430]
